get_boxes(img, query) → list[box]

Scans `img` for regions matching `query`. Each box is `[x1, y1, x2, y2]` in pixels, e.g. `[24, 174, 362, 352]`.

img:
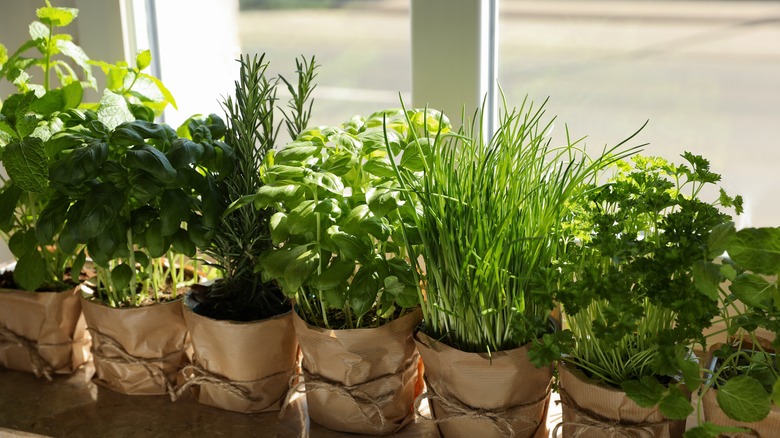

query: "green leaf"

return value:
[366, 183, 402, 217]
[621, 376, 665, 408]
[717, 375, 771, 422]
[37, 5, 78, 27]
[692, 260, 721, 301]
[29, 89, 65, 116]
[35, 195, 69, 244]
[679, 358, 702, 390]
[253, 183, 301, 208]
[269, 212, 290, 245]
[311, 259, 355, 291]
[9, 230, 38, 258]
[171, 229, 196, 257]
[4, 138, 48, 193]
[658, 385, 693, 420]
[141, 73, 177, 109]
[322, 286, 347, 309]
[731, 273, 775, 310]
[0, 117, 17, 140]
[684, 423, 754, 438]
[97, 90, 134, 130]
[144, 220, 167, 258]
[125, 145, 177, 184]
[111, 263, 134, 291]
[29, 21, 49, 41]
[349, 266, 380, 318]
[71, 249, 86, 279]
[0, 185, 22, 232]
[274, 142, 319, 163]
[287, 200, 318, 235]
[16, 114, 39, 138]
[159, 189, 189, 236]
[136, 49, 152, 70]
[49, 141, 109, 185]
[55, 39, 94, 87]
[363, 156, 396, 178]
[328, 226, 370, 260]
[62, 81, 83, 109]
[283, 247, 319, 292]
[727, 227, 780, 276]
[13, 251, 46, 291]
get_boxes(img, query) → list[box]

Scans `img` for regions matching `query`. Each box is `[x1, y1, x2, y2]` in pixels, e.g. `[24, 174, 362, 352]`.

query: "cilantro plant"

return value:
[190, 53, 318, 321]
[253, 108, 438, 329]
[0, 2, 172, 291]
[544, 153, 743, 423]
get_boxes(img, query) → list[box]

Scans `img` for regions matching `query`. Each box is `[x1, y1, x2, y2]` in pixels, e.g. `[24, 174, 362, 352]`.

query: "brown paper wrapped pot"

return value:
[415, 332, 552, 438]
[0, 282, 89, 379]
[80, 289, 189, 396]
[558, 363, 687, 438]
[181, 293, 298, 413]
[292, 308, 423, 435]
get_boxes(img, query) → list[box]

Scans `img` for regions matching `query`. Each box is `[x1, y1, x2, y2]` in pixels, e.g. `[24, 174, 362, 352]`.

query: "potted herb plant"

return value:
[686, 223, 780, 437]
[43, 49, 225, 395]
[253, 107, 433, 434]
[0, 1, 110, 379]
[388, 95, 641, 438]
[176, 53, 316, 413]
[546, 153, 743, 437]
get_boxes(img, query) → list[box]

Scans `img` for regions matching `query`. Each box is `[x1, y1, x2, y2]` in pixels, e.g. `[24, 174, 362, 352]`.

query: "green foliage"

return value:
[47, 115, 233, 306]
[0, 1, 180, 293]
[545, 152, 741, 414]
[256, 107, 436, 329]
[695, 224, 780, 427]
[192, 54, 318, 321]
[391, 94, 641, 353]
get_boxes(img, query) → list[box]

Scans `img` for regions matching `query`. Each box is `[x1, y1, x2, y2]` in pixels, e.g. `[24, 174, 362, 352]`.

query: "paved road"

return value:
[240, 0, 780, 227]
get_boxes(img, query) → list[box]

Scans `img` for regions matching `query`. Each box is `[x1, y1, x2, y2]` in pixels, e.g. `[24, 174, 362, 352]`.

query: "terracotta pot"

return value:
[0, 267, 89, 379]
[291, 308, 423, 435]
[557, 363, 687, 438]
[415, 332, 552, 438]
[80, 286, 189, 396]
[179, 292, 298, 413]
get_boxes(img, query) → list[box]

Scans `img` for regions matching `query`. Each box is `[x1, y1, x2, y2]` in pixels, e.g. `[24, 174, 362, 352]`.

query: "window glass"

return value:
[499, 0, 780, 226]
[238, 0, 412, 128]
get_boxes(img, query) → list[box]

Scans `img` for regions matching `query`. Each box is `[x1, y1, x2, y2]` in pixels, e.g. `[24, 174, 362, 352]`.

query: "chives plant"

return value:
[390, 94, 641, 354]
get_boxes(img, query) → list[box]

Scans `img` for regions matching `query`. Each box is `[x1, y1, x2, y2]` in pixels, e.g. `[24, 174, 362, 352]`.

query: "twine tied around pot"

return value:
[175, 361, 292, 408]
[87, 327, 184, 401]
[415, 379, 549, 438]
[552, 389, 672, 438]
[279, 353, 420, 433]
[0, 323, 61, 381]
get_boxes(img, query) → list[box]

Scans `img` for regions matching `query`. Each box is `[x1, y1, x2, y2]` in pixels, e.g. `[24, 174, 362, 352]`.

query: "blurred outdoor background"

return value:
[235, 0, 780, 228]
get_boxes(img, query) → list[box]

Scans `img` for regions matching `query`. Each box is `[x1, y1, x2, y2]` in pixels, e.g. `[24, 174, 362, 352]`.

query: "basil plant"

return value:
[253, 109, 447, 329]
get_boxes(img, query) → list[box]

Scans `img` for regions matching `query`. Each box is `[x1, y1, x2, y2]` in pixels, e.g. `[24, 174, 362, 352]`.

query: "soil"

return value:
[188, 281, 291, 322]
[304, 305, 407, 330]
[0, 268, 91, 292]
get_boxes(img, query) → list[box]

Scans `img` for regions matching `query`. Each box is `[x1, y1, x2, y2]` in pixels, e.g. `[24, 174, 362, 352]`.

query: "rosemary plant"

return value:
[192, 53, 318, 320]
[390, 94, 642, 354]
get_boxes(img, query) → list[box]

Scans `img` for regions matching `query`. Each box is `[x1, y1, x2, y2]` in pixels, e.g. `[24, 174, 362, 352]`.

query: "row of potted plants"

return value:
[2, 2, 779, 437]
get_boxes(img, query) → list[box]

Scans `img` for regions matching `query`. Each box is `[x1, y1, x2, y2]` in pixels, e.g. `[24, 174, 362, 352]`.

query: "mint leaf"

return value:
[37, 5, 78, 27]
[136, 49, 151, 70]
[684, 423, 754, 438]
[717, 375, 771, 422]
[658, 385, 693, 420]
[727, 227, 780, 276]
[4, 137, 48, 193]
[97, 90, 134, 130]
[622, 376, 665, 408]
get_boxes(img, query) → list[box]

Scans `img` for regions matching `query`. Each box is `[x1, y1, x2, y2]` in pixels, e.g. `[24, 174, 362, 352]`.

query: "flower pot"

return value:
[80, 286, 189, 396]
[0, 264, 89, 379]
[557, 363, 687, 438]
[178, 292, 298, 413]
[415, 332, 552, 438]
[701, 342, 780, 437]
[289, 309, 423, 435]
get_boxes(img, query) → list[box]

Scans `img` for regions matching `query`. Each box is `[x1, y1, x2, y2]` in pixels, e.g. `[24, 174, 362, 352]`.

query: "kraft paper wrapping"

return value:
[557, 363, 686, 438]
[180, 295, 298, 413]
[415, 332, 552, 438]
[0, 285, 89, 379]
[80, 290, 189, 396]
[701, 343, 780, 437]
[291, 308, 423, 435]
